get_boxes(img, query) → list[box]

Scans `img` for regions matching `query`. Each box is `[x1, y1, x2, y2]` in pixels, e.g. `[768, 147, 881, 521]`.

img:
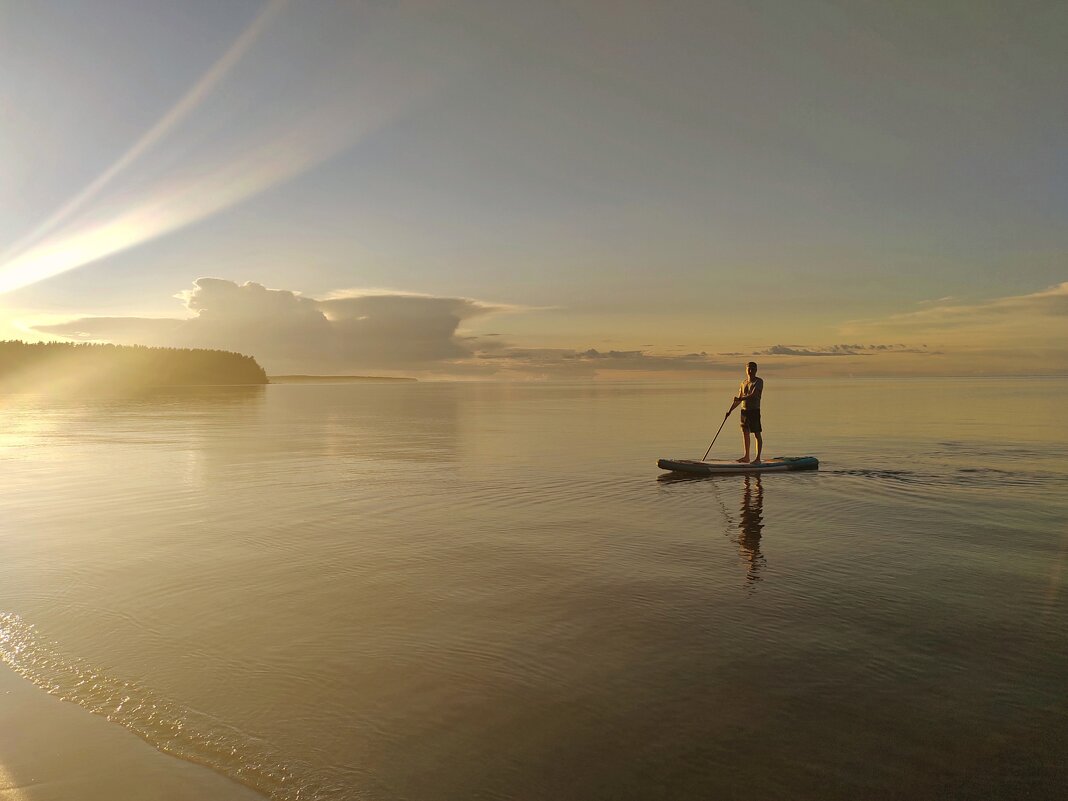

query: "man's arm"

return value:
[732, 382, 746, 405]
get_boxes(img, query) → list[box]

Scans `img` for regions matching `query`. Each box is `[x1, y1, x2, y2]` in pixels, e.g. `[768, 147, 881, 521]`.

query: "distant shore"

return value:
[269, 374, 417, 383]
[0, 341, 267, 390]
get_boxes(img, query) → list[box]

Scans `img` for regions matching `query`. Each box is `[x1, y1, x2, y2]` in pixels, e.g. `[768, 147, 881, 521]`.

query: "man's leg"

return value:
[738, 427, 751, 462]
[752, 432, 763, 463]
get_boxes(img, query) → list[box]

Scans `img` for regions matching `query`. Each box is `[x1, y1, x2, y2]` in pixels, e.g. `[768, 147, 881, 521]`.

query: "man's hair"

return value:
[747, 361, 758, 371]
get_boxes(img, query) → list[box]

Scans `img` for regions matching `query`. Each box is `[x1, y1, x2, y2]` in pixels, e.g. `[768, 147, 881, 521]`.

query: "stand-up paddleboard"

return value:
[657, 456, 819, 475]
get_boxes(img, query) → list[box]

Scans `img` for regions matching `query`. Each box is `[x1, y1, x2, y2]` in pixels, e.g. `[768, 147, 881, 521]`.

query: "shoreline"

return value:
[0, 664, 265, 801]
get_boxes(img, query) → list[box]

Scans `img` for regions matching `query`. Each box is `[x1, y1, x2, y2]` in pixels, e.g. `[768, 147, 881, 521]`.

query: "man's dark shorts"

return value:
[740, 408, 762, 434]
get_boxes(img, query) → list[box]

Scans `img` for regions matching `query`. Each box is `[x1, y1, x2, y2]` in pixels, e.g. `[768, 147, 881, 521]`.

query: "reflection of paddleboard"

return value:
[657, 456, 819, 475]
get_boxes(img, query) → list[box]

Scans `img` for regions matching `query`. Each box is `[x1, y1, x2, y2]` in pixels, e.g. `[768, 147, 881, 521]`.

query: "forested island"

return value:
[0, 341, 267, 391]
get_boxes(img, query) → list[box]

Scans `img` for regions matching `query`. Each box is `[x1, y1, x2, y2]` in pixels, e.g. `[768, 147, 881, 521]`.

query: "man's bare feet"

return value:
[751, 458, 762, 465]
[736, 456, 751, 463]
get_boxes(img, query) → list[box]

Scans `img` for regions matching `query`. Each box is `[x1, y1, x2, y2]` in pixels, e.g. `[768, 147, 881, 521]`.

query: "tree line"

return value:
[0, 341, 268, 389]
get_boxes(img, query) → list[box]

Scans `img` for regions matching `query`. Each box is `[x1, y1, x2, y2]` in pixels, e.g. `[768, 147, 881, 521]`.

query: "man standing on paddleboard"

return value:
[732, 362, 763, 463]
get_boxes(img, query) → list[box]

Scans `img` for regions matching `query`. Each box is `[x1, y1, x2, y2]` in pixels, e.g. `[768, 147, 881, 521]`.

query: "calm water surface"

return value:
[2, 379, 1067, 800]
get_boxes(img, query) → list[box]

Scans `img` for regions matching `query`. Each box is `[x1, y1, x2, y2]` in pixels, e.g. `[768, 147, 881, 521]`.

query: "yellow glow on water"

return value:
[0, 764, 28, 801]
[0, 402, 59, 451]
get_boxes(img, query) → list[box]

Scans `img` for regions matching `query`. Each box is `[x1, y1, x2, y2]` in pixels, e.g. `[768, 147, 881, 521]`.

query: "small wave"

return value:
[831, 466, 1065, 490]
[0, 612, 329, 800]
[950, 466, 1064, 488]
[936, 441, 1054, 458]
[829, 469, 930, 485]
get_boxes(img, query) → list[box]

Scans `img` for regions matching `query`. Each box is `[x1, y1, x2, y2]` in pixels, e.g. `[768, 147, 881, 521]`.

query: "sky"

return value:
[1, 0, 1065, 378]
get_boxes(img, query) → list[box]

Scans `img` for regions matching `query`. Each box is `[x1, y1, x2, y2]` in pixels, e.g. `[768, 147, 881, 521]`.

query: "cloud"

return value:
[831, 281, 1068, 373]
[33, 278, 505, 374]
[758, 343, 930, 357]
[843, 281, 1068, 340]
[28, 278, 751, 378]
[28, 276, 746, 376]
[319, 293, 504, 365]
[475, 347, 741, 378]
[33, 316, 184, 341]
[979, 281, 1068, 317]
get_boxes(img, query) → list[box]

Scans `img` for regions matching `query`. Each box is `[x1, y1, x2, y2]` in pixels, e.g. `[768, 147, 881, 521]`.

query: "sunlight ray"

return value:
[0, 0, 289, 269]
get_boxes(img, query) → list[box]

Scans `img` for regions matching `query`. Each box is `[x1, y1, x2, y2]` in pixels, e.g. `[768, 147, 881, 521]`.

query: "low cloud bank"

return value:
[759, 344, 931, 357]
[34, 278, 503, 374]
[477, 347, 738, 377]
[35, 278, 758, 377]
[28, 277, 970, 377]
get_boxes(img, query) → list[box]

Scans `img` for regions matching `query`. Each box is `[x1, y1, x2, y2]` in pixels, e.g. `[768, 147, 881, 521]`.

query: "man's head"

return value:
[746, 361, 758, 377]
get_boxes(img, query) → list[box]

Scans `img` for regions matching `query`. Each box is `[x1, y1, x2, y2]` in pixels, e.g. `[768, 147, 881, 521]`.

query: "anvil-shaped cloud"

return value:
[37, 278, 743, 376]
[33, 279, 506, 374]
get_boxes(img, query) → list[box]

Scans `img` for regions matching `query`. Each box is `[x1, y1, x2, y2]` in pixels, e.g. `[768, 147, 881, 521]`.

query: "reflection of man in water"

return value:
[731, 362, 763, 464]
[738, 475, 765, 582]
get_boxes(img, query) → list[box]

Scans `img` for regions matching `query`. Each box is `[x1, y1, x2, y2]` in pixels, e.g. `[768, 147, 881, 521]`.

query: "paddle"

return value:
[702, 402, 737, 461]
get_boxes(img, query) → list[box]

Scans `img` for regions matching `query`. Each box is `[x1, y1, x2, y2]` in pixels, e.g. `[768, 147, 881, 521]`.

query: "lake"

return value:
[2, 378, 1066, 800]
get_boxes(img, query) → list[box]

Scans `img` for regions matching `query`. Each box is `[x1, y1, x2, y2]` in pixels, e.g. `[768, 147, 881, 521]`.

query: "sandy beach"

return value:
[0, 665, 262, 801]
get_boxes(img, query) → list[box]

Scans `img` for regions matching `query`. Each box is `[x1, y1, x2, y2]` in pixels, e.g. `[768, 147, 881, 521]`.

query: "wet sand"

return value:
[0, 666, 264, 801]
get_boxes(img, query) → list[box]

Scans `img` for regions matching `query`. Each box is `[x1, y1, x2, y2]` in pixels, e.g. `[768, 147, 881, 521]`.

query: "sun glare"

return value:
[0, 762, 28, 801]
[0, 0, 289, 272]
[0, 0, 438, 298]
